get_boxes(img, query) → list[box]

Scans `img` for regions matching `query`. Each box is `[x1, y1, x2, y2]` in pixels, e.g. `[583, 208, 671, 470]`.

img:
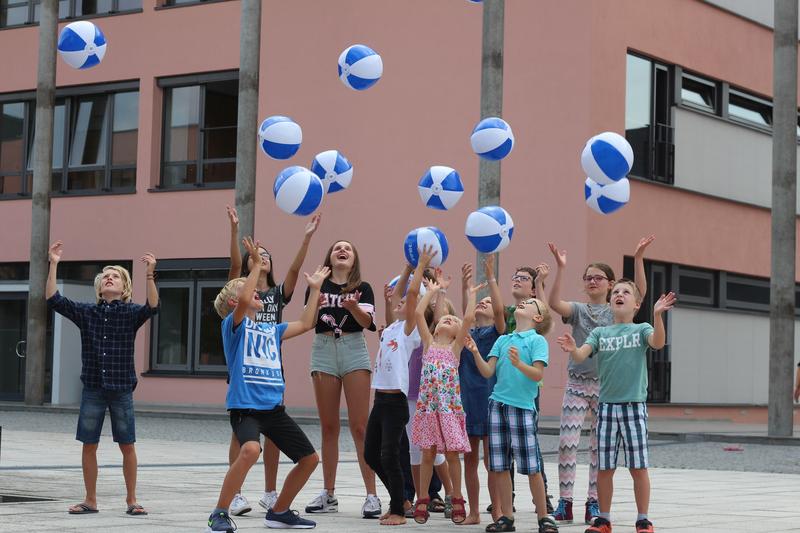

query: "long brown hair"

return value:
[584, 262, 615, 301]
[323, 240, 363, 293]
[241, 245, 277, 289]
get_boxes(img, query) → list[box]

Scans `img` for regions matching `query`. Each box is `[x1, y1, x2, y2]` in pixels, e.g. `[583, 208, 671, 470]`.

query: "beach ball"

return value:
[338, 44, 383, 90]
[465, 206, 514, 253]
[273, 166, 324, 216]
[57, 21, 107, 70]
[388, 275, 427, 296]
[584, 177, 630, 214]
[418, 166, 464, 210]
[404, 227, 449, 268]
[470, 117, 514, 160]
[580, 132, 633, 185]
[259, 116, 302, 160]
[310, 150, 353, 194]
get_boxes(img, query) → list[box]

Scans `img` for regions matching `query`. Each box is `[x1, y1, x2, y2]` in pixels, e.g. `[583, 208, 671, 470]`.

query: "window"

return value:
[0, 101, 28, 195]
[724, 274, 770, 312]
[728, 90, 772, 128]
[159, 72, 238, 189]
[149, 260, 229, 374]
[1, 0, 140, 28]
[161, 0, 225, 5]
[681, 73, 716, 113]
[674, 266, 715, 306]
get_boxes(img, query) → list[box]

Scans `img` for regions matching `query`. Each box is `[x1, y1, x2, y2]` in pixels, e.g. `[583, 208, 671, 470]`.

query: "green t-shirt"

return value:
[488, 329, 549, 411]
[585, 322, 655, 403]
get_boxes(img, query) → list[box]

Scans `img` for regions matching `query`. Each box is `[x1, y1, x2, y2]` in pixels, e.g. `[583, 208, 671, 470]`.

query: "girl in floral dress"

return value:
[410, 246, 483, 525]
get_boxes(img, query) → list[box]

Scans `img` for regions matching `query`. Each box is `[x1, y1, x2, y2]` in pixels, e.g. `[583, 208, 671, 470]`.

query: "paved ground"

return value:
[1, 409, 799, 532]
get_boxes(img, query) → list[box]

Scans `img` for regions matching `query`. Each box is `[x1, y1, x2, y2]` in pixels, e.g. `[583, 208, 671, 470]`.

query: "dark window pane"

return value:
[111, 168, 135, 189]
[679, 274, 712, 298]
[729, 92, 771, 127]
[36, 0, 70, 20]
[67, 169, 104, 190]
[117, 0, 141, 10]
[204, 80, 238, 128]
[203, 161, 235, 184]
[0, 175, 23, 195]
[165, 86, 200, 162]
[162, 164, 197, 186]
[51, 171, 63, 191]
[198, 285, 226, 367]
[31, 103, 67, 170]
[69, 95, 108, 167]
[1, 3, 29, 27]
[727, 280, 769, 306]
[204, 127, 237, 159]
[112, 92, 139, 165]
[1, 102, 25, 174]
[682, 76, 715, 110]
[625, 54, 651, 178]
[75, 0, 112, 16]
[155, 287, 190, 366]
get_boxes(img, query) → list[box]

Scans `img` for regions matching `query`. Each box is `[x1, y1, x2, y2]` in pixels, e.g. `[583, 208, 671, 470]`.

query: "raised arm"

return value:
[412, 247, 437, 346]
[633, 235, 654, 301]
[534, 263, 548, 302]
[140, 253, 159, 308]
[234, 237, 262, 327]
[391, 263, 414, 315]
[484, 254, 506, 334]
[46, 241, 63, 299]
[453, 281, 486, 356]
[508, 347, 544, 382]
[283, 214, 321, 300]
[404, 252, 432, 336]
[383, 283, 395, 325]
[284, 266, 331, 340]
[647, 291, 675, 350]
[226, 205, 242, 281]
[556, 332, 593, 363]
[460, 263, 472, 315]
[546, 242, 573, 318]
[464, 334, 497, 378]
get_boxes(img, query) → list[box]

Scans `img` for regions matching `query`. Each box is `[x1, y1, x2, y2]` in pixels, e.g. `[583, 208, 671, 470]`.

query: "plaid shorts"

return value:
[597, 402, 649, 470]
[488, 399, 541, 475]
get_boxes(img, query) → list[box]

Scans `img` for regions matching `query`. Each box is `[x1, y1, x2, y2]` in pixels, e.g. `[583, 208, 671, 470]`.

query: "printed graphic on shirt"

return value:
[242, 323, 283, 386]
[320, 312, 349, 337]
[598, 334, 643, 351]
[254, 285, 285, 324]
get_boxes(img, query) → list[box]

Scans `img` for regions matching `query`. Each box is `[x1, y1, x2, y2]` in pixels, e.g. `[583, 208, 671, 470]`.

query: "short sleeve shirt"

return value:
[372, 320, 421, 396]
[488, 329, 549, 410]
[254, 283, 291, 324]
[222, 313, 288, 410]
[308, 279, 376, 335]
[585, 322, 655, 403]
[459, 325, 501, 394]
[562, 302, 613, 378]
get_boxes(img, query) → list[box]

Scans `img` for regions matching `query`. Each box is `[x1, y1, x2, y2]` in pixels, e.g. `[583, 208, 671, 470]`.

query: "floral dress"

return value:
[411, 345, 471, 453]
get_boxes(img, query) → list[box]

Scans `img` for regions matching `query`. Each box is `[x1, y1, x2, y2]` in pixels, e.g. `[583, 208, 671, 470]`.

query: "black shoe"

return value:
[546, 494, 554, 515]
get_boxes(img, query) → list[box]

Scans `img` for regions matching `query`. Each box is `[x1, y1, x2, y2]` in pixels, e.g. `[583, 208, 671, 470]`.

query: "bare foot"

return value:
[460, 514, 481, 525]
[380, 514, 407, 526]
[380, 511, 391, 520]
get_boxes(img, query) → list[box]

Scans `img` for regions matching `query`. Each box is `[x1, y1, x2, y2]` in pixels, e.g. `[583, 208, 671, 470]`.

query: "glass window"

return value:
[1, 102, 25, 184]
[197, 283, 226, 368]
[728, 91, 772, 127]
[166, 86, 200, 163]
[726, 278, 770, 307]
[75, 0, 113, 16]
[153, 285, 191, 368]
[111, 91, 138, 166]
[625, 54, 652, 133]
[681, 75, 716, 111]
[69, 95, 108, 167]
[676, 267, 715, 306]
[1, 1, 30, 26]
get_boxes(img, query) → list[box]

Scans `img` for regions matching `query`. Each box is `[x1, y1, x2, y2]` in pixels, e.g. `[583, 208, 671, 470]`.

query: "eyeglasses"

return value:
[259, 251, 272, 260]
[522, 299, 542, 315]
[511, 274, 533, 283]
[583, 275, 608, 284]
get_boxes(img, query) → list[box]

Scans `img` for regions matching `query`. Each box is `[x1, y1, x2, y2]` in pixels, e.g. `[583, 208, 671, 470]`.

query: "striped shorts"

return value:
[597, 402, 649, 470]
[487, 399, 541, 475]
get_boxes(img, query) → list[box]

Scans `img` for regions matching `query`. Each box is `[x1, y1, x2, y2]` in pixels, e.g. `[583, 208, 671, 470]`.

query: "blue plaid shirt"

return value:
[47, 291, 158, 391]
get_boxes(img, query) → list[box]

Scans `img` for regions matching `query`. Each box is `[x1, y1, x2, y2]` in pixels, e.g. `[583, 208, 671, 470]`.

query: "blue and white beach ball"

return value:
[338, 44, 383, 91]
[470, 117, 514, 160]
[57, 21, 107, 70]
[404, 227, 449, 268]
[310, 150, 353, 194]
[273, 166, 324, 216]
[584, 177, 630, 214]
[465, 206, 514, 253]
[258, 116, 302, 160]
[418, 166, 464, 210]
[388, 275, 427, 296]
[580, 132, 633, 185]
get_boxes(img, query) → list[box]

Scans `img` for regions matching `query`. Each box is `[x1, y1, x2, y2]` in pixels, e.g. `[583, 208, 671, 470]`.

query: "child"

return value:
[557, 280, 676, 533]
[458, 255, 506, 525]
[539, 236, 652, 525]
[411, 249, 472, 525]
[205, 237, 328, 532]
[467, 296, 559, 533]
[45, 241, 158, 517]
[224, 206, 320, 515]
[364, 253, 431, 526]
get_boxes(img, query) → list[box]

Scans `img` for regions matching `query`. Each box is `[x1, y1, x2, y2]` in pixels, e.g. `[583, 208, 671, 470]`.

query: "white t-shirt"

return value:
[372, 320, 421, 396]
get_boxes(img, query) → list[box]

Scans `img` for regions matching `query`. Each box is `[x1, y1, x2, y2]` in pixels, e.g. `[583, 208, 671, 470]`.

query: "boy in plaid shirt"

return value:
[46, 241, 159, 516]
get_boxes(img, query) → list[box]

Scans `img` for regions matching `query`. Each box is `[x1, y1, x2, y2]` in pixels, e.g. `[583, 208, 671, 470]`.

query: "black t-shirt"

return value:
[255, 283, 290, 324]
[306, 278, 376, 335]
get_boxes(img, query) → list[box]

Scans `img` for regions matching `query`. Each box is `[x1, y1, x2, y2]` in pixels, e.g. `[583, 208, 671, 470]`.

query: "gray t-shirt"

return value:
[562, 302, 613, 378]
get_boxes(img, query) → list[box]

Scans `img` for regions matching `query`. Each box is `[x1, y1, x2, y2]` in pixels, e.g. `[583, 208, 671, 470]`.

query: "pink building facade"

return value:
[1, 0, 799, 420]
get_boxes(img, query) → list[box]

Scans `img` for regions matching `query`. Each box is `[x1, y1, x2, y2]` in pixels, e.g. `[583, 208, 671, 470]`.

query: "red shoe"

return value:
[635, 519, 654, 533]
[584, 517, 612, 533]
[552, 498, 573, 523]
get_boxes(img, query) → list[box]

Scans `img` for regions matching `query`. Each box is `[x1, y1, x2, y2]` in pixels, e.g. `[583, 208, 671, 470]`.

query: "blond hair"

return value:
[533, 298, 553, 336]
[613, 278, 641, 303]
[94, 265, 132, 303]
[214, 278, 245, 319]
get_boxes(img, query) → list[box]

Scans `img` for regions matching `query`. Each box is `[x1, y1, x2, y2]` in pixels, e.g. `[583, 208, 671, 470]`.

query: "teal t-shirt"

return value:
[488, 329, 549, 410]
[585, 322, 655, 403]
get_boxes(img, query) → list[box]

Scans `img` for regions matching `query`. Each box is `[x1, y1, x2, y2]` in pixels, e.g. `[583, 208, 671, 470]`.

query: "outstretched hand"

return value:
[140, 253, 157, 274]
[384, 283, 394, 301]
[483, 253, 497, 281]
[305, 213, 321, 238]
[417, 244, 438, 269]
[548, 242, 566, 268]
[48, 241, 64, 264]
[226, 205, 239, 227]
[461, 263, 473, 289]
[635, 235, 655, 258]
[305, 265, 331, 290]
[341, 290, 362, 312]
[242, 237, 261, 264]
[464, 334, 479, 354]
[557, 332, 577, 352]
[469, 281, 488, 295]
[654, 292, 677, 315]
[534, 263, 550, 282]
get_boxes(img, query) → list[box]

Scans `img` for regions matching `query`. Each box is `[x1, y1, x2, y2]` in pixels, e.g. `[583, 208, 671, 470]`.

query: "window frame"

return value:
[727, 89, 773, 131]
[722, 273, 771, 313]
[680, 72, 718, 114]
[194, 279, 228, 372]
[149, 280, 195, 372]
[672, 265, 716, 307]
[0, 99, 32, 197]
[0, 0, 142, 29]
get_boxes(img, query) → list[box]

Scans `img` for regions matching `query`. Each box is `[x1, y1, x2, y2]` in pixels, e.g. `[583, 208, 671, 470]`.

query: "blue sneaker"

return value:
[205, 510, 236, 532]
[264, 509, 316, 529]
[585, 499, 600, 525]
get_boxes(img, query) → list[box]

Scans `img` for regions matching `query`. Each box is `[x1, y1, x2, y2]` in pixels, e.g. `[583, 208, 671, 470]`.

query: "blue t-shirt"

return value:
[459, 325, 501, 394]
[488, 329, 549, 411]
[222, 313, 288, 410]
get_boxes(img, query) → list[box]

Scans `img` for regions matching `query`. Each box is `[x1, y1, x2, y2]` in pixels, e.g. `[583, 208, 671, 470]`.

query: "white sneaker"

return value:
[305, 489, 338, 513]
[259, 490, 278, 510]
[229, 493, 251, 516]
[362, 494, 381, 519]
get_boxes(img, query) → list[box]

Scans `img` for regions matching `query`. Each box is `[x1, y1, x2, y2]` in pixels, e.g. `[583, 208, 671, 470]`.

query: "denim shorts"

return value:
[310, 332, 371, 378]
[76, 387, 136, 444]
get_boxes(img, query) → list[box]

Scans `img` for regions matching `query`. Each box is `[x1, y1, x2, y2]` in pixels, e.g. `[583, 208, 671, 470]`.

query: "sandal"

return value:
[126, 503, 148, 516]
[68, 503, 98, 515]
[485, 515, 515, 532]
[450, 496, 466, 524]
[414, 498, 430, 524]
[538, 515, 558, 533]
[428, 496, 445, 513]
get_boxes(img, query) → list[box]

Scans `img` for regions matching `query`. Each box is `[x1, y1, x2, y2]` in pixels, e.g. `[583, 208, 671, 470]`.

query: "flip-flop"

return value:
[126, 503, 148, 516]
[68, 503, 99, 515]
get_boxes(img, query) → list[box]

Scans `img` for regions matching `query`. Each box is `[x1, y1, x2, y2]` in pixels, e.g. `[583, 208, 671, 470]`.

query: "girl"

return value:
[458, 255, 506, 525]
[411, 248, 475, 525]
[536, 236, 652, 525]
[304, 240, 380, 518]
[224, 206, 320, 515]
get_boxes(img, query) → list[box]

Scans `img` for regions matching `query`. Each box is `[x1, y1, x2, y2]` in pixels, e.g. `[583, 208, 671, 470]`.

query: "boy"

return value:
[45, 240, 158, 516]
[467, 296, 559, 533]
[557, 280, 676, 533]
[206, 237, 328, 532]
